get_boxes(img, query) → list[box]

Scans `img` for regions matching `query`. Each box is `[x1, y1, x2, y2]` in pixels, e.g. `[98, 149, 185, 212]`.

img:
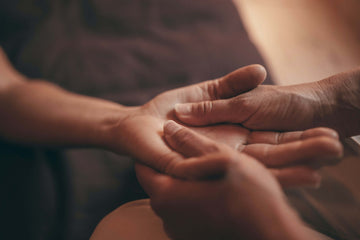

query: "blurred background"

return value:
[0, 0, 360, 239]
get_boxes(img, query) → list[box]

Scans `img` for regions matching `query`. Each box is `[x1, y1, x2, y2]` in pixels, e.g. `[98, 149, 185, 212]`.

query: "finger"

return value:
[163, 121, 232, 179]
[301, 127, 339, 140]
[175, 97, 244, 126]
[163, 120, 224, 157]
[211, 64, 267, 99]
[247, 127, 339, 145]
[180, 64, 266, 103]
[136, 162, 224, 203]
[155, 149, 228, 180]
[164, 153, 230, 180]
[271, 167, 322, 188]
[242, 136, 343, 168]
[190, 124, 249, 149]
[174, 65, 266, 126]
[135, 163, 171, 197]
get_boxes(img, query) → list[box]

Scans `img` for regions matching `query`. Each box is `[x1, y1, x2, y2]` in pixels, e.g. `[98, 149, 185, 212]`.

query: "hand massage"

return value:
[1, 1, 359, 240]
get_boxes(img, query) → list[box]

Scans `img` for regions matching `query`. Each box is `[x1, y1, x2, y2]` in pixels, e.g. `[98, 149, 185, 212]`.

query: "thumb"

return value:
[174, 65, 266, 125]
[179, 64, 266, 103]
[215, 64, 267, 99]
[163, 121, 230, 179]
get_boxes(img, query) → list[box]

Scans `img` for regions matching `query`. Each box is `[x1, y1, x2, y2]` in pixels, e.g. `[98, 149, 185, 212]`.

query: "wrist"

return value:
[101, 105, 142, 155]
[315, 69, 360, 137]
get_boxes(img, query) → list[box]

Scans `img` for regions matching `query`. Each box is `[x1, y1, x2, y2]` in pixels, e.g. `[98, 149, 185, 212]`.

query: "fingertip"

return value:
[332, 140, 344, 158]
[163, 120, 182, 136]
[299, 135, 344, 161]
[302, 127, 339, 140]
[220, 64, 267, 97]
[248, 64, 267, 84]
[174, 103, 192, 116]
[316, 136, 344, 158]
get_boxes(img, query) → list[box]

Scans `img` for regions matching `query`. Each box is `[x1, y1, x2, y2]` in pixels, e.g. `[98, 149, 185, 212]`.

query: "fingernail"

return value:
[175, 103, 191, 115]
[164, 120, 182, 135]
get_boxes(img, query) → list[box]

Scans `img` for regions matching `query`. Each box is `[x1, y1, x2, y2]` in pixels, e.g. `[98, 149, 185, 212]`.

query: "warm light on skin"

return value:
[232, 0, 360, 85]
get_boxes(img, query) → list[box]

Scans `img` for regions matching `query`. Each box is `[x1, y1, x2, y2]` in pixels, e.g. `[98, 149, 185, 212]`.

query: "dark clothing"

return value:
[0, 0, 271, 101]
[0, 1, 269, 239]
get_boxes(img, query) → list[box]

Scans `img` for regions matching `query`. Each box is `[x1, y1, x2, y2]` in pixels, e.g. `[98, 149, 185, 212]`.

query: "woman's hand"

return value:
[0, 49, 343, 187]
[135, 121, 318, 240]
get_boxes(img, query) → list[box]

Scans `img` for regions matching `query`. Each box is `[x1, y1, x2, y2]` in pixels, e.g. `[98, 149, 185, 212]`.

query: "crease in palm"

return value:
[123, 77, 341, 187]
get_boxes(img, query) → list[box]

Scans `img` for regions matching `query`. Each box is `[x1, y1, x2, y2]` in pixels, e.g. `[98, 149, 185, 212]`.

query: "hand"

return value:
[174, 67, 360, 137]
[111, 65, 343, 187]
[135, 121, 317, 240]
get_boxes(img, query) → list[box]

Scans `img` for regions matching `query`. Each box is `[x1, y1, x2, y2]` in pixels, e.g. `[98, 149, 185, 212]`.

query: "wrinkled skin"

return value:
[113, 65, 343, 187]
[174, 67, 360, 137]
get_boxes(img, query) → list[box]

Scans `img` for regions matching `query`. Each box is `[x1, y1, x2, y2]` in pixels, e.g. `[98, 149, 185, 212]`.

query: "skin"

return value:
[0, 46, 344, 239]
[132, 121, 320, 240]
[174, 67, 360, 137]
[91, 121, 337, 240]
[0, 47, 343, 185]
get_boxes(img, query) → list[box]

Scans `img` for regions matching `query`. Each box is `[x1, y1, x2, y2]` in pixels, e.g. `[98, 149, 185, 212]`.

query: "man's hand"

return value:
[135, 121, 318, 240]
[114, 65, 343, 187]
[174, 67, 360, 137]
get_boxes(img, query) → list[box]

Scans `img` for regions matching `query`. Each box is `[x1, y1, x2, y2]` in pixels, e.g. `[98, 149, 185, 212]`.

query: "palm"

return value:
[121, 83, 341, 187]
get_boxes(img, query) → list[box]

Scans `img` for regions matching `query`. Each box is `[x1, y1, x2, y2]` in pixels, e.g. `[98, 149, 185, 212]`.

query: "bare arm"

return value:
[0, 48, 342, 185]
[0, 47, 132, 151]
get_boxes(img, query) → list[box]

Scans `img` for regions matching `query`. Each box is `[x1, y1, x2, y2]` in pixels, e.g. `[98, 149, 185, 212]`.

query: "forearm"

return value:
[0, 79, 133, 152]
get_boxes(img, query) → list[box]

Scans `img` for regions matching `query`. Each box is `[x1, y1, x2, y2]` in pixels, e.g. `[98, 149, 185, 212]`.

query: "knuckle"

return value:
[276, 132, 284, 145]
[229, 96, 250, 112]
[195, 101, 213, 115]
[205, 80, 221, 99]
